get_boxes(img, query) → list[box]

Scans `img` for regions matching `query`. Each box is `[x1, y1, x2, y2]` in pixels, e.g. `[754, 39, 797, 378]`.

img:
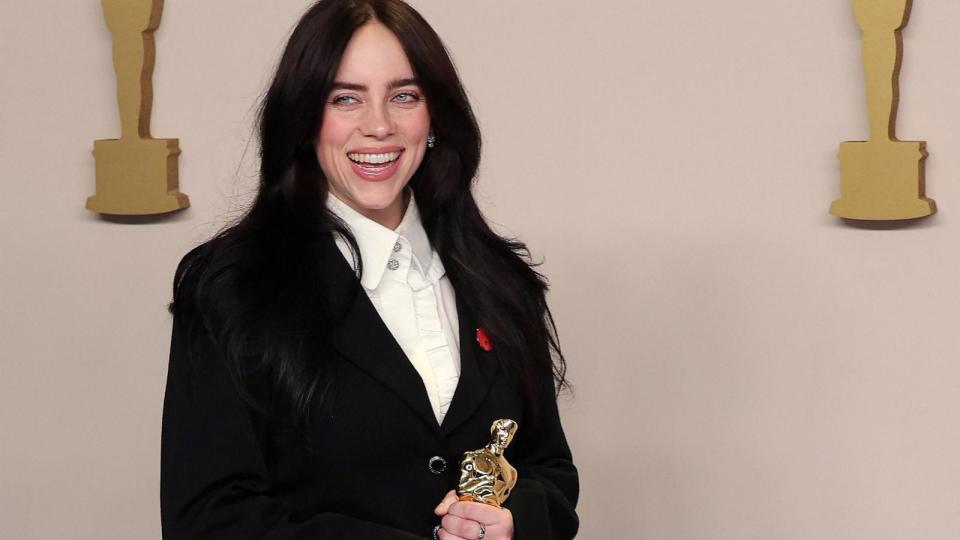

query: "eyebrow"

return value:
[330, 77, 420, 92]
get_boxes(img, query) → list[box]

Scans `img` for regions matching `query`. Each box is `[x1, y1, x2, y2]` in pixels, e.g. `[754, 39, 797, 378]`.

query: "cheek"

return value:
[316, 115, 353, 159]
[404, 108, 431, 139]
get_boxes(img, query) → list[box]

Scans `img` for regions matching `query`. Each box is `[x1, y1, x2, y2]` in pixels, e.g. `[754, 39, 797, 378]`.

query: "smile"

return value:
[346, 149, 403, 182]
[347, 151, 401, 165]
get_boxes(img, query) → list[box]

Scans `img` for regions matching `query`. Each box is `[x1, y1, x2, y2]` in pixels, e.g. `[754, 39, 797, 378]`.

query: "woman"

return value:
[161, 1, 578, 538]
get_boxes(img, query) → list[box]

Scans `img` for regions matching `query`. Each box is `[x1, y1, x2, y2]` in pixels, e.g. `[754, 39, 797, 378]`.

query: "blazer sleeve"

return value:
[503, 374, 580, 540]
[160, 313, 427, 540]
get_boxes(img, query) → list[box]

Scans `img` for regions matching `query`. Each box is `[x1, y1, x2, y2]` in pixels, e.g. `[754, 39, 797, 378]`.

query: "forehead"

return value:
[335, 22, 414, 83]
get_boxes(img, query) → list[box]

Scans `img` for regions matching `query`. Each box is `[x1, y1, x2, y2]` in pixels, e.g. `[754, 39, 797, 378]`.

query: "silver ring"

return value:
[477, 523, 486, 540]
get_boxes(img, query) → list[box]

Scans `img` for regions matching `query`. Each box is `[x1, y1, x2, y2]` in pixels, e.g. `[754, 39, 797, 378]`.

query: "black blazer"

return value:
[160, 239, 579, 539]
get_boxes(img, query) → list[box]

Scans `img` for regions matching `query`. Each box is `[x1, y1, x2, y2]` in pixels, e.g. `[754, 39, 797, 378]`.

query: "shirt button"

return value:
[393, 241, 402, 252]
[387, 259, 400, 271]
[428, 456, 447, 474]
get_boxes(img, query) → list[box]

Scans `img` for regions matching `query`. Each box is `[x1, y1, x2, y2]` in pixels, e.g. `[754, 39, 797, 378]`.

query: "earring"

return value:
[427, 133, 437, 148]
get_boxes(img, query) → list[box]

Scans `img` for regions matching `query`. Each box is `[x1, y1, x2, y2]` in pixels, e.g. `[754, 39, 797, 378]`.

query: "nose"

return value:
[360, 102, 394, 139]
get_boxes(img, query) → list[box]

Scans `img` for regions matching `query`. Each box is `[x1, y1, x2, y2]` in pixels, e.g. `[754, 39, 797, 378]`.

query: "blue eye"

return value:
[393, 91, 421, 103]
[331, 95, 358, 106]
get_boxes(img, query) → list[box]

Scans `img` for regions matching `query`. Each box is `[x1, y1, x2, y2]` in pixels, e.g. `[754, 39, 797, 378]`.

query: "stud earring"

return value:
[427, 133, 437, 148]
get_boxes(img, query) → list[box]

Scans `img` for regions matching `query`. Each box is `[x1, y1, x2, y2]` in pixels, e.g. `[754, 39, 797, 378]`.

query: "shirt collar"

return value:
[326, 192, 436, 290]
[395, 197, 434, 277]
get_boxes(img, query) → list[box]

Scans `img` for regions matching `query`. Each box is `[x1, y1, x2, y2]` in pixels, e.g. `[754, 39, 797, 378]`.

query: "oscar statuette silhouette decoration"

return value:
[831, 0, 935, 221]
[88, 0, 189, 216]
[457, 419, 519, 507]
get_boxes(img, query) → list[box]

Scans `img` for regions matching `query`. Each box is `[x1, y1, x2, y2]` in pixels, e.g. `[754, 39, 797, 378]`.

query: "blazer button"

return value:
[428, 456, 447, 475]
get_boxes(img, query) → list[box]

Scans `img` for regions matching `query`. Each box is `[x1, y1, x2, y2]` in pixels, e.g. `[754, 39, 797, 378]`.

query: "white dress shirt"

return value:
[327, 193, 461, 423]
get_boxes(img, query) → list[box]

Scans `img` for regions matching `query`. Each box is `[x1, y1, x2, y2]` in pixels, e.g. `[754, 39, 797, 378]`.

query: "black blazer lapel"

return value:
[440, 298, 498, 435]
[322, 236, 441, 433]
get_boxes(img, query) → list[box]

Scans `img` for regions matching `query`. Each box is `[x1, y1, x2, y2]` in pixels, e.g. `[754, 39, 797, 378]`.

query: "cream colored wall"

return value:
[3, 1, 959, 538]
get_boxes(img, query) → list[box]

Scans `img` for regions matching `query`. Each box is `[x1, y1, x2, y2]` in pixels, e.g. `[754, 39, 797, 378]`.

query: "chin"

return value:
[350, 185, 405, 211]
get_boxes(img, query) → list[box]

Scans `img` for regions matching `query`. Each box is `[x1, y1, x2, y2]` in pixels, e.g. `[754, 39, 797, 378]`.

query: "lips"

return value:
[347, 148, 403, 182]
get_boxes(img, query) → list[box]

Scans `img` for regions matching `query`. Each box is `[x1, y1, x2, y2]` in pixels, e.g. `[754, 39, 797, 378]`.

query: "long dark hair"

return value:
[172, 0, 567, 425]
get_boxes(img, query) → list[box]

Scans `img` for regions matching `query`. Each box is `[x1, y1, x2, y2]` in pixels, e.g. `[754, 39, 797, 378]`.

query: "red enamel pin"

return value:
[475, 327, 493, 351]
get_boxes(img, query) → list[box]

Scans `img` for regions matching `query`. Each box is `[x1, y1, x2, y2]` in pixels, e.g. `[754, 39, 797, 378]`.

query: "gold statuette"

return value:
[830, 0, 935, 220]
[457, 419, 518, 507]
[88, 0, 189, 215]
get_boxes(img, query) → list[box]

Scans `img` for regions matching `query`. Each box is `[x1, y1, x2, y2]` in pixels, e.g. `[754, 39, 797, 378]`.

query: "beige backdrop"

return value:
[3, 1, 960, 538]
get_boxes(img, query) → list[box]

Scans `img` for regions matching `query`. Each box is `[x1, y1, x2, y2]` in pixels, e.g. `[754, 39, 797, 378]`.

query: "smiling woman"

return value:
[160, 1, 579, 539]
[316, 22, 431, 229]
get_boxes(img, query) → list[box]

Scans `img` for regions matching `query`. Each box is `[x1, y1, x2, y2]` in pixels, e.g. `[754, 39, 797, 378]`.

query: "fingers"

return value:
[446, 500, 510, 526]
[440, 513, 485, 539]
[440, 501, 514, 540]
[434, 490, 459, 516]
[436, 497, 514, 540]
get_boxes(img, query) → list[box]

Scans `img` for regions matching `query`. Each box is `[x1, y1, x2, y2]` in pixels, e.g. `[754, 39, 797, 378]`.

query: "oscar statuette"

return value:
[88, 0, 189, 215]
[457, 419, 519, 507]
[831, 0, 935, 220]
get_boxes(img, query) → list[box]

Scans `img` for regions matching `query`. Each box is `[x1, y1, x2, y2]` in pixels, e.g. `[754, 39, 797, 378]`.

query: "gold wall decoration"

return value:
[87, 0, 189, 216]
[831, 0, 935, 221]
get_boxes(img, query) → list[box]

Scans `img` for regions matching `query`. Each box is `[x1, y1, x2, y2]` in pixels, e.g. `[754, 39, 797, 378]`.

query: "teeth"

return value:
[347, 151, 401, 165]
